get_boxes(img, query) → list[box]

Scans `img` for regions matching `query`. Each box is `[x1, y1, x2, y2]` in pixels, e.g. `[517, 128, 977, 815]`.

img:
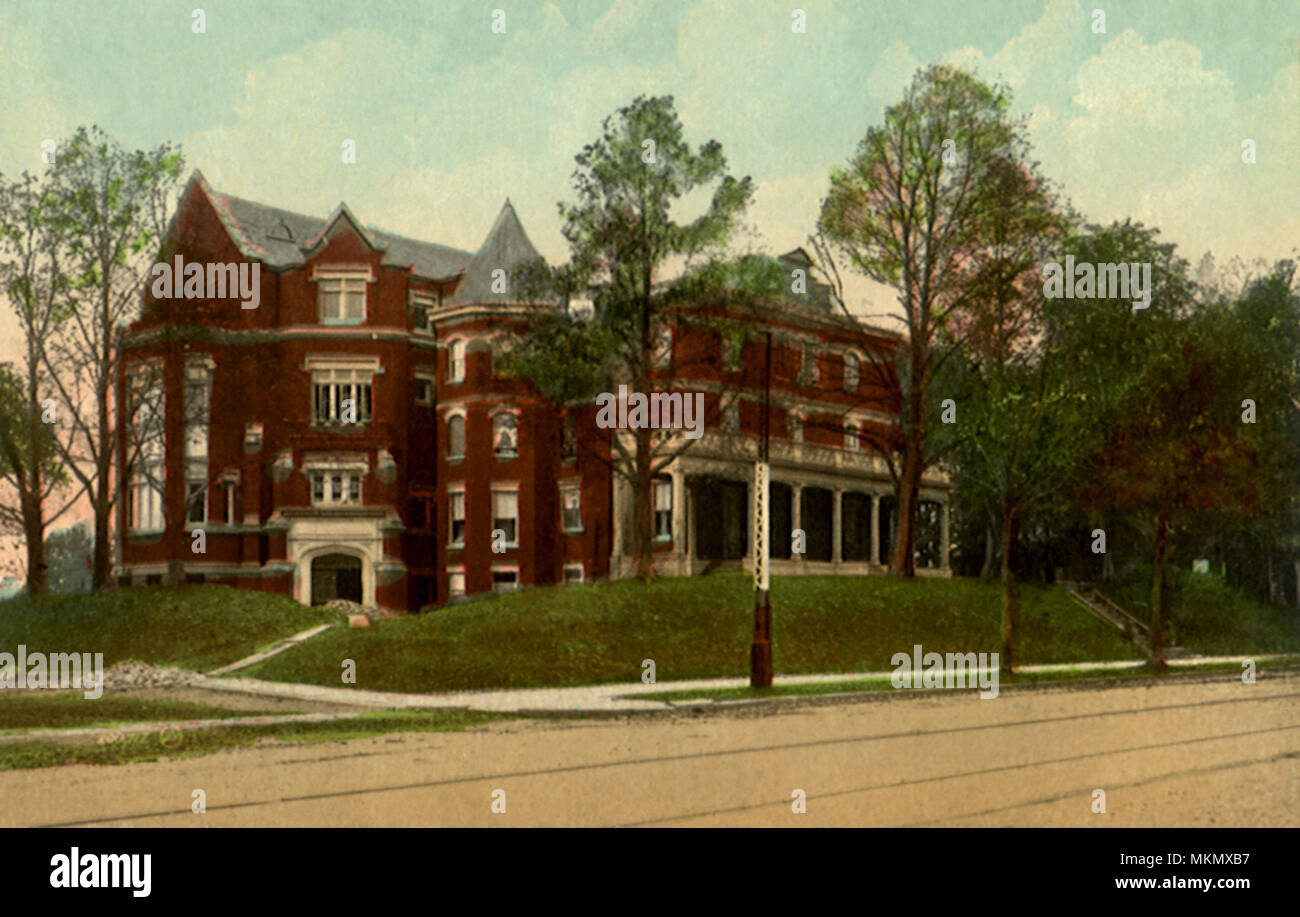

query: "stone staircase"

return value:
[1063, 582, 1196, 660]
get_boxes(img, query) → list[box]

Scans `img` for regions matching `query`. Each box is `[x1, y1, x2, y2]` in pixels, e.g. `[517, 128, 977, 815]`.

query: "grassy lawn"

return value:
[241, 573, 1144, 693]
[0, 584, 342, 672]
[1102, 566, 1300, 655]
[628, 656, 1300, 703]
[0, 709, 519, 772]
[0, 693, 291, 731]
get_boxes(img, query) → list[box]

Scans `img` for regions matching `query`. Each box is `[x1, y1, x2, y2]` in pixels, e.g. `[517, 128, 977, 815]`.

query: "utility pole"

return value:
[751, 329, 773, 687]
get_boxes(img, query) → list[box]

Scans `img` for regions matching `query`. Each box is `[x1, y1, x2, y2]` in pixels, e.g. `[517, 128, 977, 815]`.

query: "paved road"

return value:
[4, 671, 1297, 827]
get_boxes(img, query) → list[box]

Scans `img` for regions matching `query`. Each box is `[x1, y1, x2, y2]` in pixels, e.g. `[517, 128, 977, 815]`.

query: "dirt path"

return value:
[4, 671, 1297, 827]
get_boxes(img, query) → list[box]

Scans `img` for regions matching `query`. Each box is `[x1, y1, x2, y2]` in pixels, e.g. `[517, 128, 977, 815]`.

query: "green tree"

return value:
[0, 171, 78, 597]
[506, 95, 753, 580]
[40, 126, 183, 590]
[820, 65, 1053, 576]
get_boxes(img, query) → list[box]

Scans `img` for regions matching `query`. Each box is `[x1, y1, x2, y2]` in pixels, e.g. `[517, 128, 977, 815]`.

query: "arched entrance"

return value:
[311, 553, 363, 605]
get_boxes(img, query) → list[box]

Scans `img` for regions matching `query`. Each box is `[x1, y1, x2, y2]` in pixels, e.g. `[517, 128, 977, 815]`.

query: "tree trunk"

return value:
[1149, 515, 1170, 671]
[20, 488, 48, 597]
[891, 374, 925, 577]
[1000, 498, 1019, 674]
[91, 310, 113, 589]
[22, 349, 48, 597]
[1293, 557, 1300, 610]
[1266, 552, 1282, 605]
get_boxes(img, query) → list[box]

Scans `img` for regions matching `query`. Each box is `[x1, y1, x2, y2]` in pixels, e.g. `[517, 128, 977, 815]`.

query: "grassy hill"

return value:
[240, 573, 1143, 693]
[0, 584, 341, 672]
[1102, 565, 1300, 655]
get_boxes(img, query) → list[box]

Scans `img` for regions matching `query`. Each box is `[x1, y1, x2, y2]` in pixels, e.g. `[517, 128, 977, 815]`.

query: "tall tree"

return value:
[820, 65, 1047, 575]
[39, 127, 183, 589]
[0, 172, 78, 596]
[506, 95, 753, 580]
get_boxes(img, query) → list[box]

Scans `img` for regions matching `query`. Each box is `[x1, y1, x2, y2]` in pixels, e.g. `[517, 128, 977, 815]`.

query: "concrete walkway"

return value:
[3, 653, 1292, 746]
[194, 652, 1296, 714]
[204, 623, 339, 676]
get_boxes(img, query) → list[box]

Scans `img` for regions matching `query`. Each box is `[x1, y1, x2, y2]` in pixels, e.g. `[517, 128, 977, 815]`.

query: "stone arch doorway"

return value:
[311, 552, 363, 605]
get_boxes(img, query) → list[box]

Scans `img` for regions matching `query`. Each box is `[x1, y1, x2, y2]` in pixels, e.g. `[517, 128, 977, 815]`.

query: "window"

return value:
[563, 564, 585, 584]
[844, 421, 860, 451]
[415, 376, 434, 405]
[789, 412, 804, 444]
[652, 326, 672, 370]
[312, 368, 373, 424]
[447, 339, 466, 383]
[492, 568, 519, 593]
[493, 412, 518, 457]
[224, 481, 236, 525]
[448, 489, 466, 546]
[128, 368, 165, 533]
[722, 401, 740, 433]
[184, 364, 211, 461]
[560, 483, 582, 532]
[493, 489, 518, 546]
[448, 567, 466, 598]
[843, 353, 859, 392]
[318, 275, 367, 323]
[654, 477, 673, 540]
[446, 414, 466, 459]
[186, 480, 207, 524]
[561, 415, 576, 462]
[310, 471, 363, 506]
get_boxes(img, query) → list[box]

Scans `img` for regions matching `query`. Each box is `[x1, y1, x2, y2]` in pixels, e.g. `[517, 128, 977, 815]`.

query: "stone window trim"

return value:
[414, 369, 436, 405]
[492, 483, 521, 550]
[312, 267, 373, 325]
[559, 477, 583, 534]
[447, 481, 467, 549]
[446, 337, 468, 383]
[443, 406, 468, 461]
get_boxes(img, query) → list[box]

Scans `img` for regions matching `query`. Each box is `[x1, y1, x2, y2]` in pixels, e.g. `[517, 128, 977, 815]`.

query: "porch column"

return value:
[870, 493, 881, 565]
[791, 483, 803, 562]
[672, 469, 686, 567]
[940, 500, 951, 570]
[832, 489, 843, 563]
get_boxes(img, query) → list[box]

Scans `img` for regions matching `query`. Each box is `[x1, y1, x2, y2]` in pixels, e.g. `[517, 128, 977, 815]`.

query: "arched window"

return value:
[843, 353, 859, 392]
[493, 412, 518, 457]
[447, 414, 466, 459]
[844, 421, 860, 451]
[447, 339, 466, 383]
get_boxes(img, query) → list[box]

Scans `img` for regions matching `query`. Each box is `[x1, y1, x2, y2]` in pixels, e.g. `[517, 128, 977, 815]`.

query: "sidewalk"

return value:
[190, 651, 1300, 714]
[3, 653, 1293, 746]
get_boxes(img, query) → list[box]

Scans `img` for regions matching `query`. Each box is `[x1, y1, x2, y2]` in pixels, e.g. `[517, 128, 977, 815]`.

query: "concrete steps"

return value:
[1063, 583, 1194, 661]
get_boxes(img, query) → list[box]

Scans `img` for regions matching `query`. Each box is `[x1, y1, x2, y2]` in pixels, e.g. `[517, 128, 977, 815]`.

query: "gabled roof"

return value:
[182, 171, 474, 280]
[450, 200, 546, 304]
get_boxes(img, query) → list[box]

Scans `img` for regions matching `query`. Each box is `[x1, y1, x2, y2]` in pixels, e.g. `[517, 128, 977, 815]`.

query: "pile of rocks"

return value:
[101, 661, 203, 691]
[321, 599, 388, 622]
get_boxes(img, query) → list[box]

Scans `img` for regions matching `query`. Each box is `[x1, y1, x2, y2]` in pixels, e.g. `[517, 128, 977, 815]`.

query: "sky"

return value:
[0, 0, 1297, 554]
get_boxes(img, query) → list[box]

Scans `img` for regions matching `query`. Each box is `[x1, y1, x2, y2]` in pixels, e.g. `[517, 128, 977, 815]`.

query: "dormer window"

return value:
[315, 269, 370, 324]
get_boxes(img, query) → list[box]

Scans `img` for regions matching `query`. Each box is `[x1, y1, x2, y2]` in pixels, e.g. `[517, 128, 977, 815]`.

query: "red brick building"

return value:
[116, 172, 950, 611]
